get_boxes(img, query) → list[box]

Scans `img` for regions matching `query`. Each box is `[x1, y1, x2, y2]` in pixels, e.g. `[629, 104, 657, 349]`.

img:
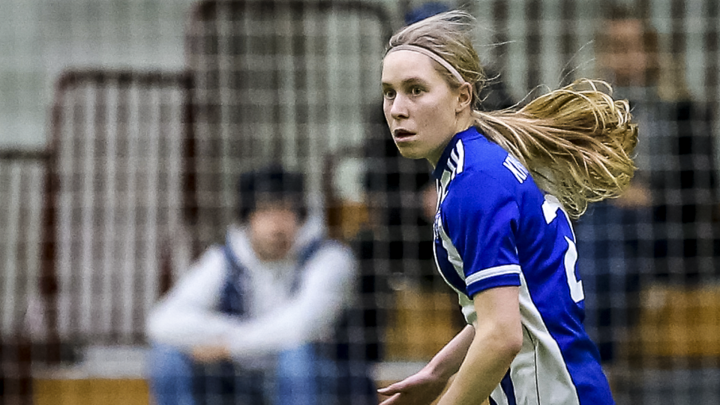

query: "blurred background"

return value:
[1, 0, 719, 404]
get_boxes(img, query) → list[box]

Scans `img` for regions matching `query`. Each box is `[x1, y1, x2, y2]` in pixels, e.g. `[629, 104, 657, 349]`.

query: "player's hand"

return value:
[191, 344, 231, 363]
[377, 368, 448, 405]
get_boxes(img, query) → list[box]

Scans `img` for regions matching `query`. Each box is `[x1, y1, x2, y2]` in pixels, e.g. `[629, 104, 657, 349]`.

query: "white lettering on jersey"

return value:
[542, 195, 584, 303]
[503, 155, 528, 183]
[563, 236, 583, 303]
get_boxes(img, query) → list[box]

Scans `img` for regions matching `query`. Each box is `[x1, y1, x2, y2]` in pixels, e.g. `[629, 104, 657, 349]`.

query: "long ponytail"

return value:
[473, 80, 637, 218]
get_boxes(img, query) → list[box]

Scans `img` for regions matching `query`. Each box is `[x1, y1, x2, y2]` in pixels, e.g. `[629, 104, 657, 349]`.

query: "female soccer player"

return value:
[378, 10, 637, 405]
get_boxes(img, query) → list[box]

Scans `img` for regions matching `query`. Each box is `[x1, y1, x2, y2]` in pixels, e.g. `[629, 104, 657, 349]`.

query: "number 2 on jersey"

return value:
[542, 196, 584, 303]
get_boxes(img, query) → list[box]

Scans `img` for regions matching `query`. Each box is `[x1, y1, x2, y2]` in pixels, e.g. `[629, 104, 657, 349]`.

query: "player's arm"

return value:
[378, 324, 475, 405]
[419, 324, 476, 384]
[436, 286, 522, 405]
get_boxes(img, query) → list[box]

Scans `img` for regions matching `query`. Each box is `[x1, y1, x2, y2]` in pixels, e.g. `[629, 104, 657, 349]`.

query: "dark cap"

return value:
[237, 164, 307, 222]
[404, 2, 451, 25]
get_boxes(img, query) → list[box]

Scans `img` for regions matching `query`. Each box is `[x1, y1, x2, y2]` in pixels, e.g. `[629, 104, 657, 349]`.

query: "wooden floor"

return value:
[30, 285, 466, 405]
[34, 378, 391, 405]
[34, 378, 150, 405]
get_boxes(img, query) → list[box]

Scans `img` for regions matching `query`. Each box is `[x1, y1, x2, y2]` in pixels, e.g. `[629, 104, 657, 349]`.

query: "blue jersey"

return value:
[432, 127, 614, 405]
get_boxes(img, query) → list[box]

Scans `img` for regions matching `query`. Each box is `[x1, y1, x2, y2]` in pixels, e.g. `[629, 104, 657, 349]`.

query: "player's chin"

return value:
[394, 144, 427, 160]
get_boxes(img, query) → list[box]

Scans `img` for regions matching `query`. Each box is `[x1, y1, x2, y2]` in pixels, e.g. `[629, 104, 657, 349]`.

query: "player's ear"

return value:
[455, 82, 472, 113]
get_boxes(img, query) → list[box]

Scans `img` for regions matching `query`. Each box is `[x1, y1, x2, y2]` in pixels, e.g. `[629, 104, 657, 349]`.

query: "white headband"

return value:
[387, 44, 465, 84]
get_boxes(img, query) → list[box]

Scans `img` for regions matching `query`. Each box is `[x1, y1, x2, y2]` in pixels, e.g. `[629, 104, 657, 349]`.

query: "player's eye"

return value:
[410, 86, 424, 96]
[383, 89, 396, 100]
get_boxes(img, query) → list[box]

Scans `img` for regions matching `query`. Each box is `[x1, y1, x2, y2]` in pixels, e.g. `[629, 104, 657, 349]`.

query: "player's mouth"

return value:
[393, 128, 416, 142]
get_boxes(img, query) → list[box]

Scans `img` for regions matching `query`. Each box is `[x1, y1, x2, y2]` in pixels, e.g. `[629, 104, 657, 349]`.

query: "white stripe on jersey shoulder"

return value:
[437, 216, 466, 286]
[438, 170, 451, 203]
[512, 272, 581, 405]
[449, 139, 465, 177]
[465, 264, 521, 287]
[438, 139, 465, 204]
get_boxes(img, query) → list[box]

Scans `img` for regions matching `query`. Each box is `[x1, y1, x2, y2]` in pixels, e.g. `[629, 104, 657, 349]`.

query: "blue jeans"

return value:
[148, 343, 319, 405]
[147, 343, 377, 405]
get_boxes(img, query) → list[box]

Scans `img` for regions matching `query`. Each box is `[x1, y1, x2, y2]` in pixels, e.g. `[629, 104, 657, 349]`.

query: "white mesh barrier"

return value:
[50, 71, 193, 344]
[0, 153, 47, 341]
[1, 1, 720, 404]
[186, 0, 389, 248]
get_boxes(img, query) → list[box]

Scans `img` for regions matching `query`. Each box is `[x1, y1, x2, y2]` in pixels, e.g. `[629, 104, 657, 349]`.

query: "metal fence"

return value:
[1, 1, 720, 404]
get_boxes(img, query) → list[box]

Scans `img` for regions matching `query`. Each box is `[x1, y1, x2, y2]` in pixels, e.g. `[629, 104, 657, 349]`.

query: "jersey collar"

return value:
[432, 126, 481, 179]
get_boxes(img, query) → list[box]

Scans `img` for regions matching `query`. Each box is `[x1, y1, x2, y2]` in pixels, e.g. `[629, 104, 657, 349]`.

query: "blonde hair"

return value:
[387, 10, 638, 218]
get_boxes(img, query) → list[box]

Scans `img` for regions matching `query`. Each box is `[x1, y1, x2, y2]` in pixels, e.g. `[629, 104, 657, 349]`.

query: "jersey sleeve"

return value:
[441, 171, 522, 297]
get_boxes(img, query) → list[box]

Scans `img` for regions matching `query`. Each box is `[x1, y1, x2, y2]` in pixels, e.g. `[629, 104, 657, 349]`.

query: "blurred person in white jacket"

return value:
[146, 165, 376, 405]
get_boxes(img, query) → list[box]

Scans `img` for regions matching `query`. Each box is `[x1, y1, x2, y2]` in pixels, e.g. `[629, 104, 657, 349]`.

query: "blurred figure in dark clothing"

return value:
[575, 3, 719, 365]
